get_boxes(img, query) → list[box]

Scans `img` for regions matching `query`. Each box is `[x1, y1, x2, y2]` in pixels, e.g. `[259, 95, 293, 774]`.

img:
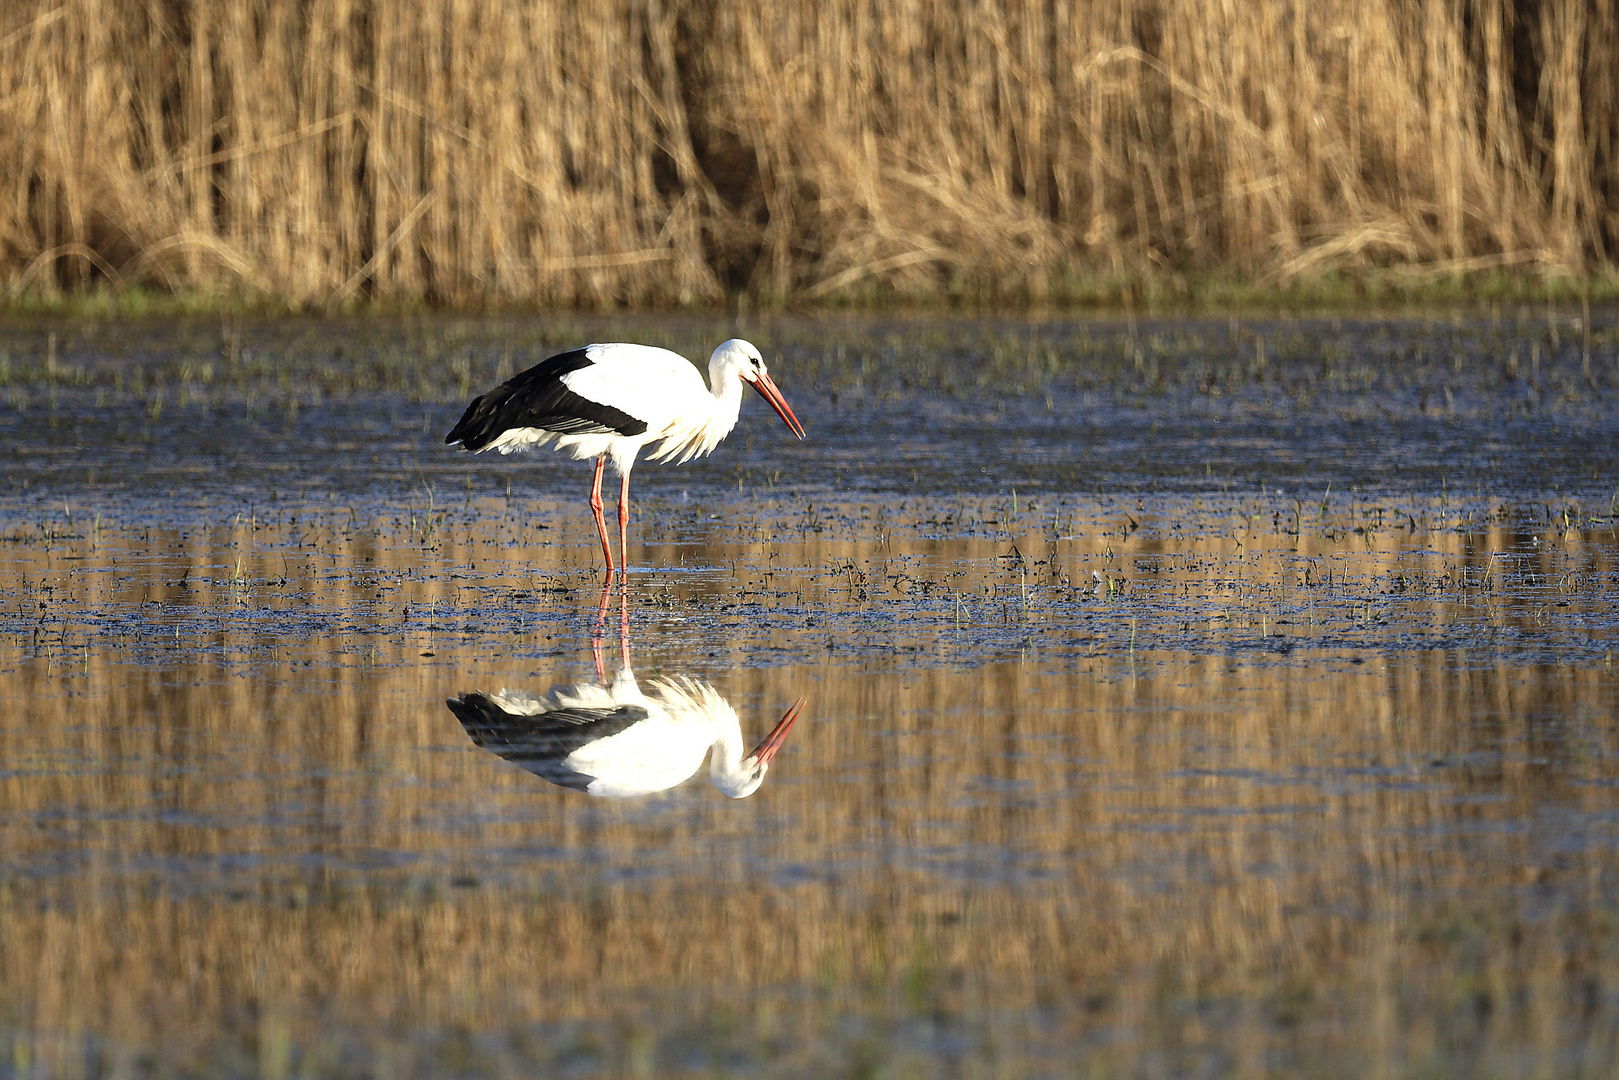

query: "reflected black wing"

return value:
[447, 692, 650, 792]
[444, 348, 649, 450]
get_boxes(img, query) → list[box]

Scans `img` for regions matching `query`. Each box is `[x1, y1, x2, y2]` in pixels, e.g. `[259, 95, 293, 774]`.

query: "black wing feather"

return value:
[447, 691, 651, 792]
[445, 347, 649, 451]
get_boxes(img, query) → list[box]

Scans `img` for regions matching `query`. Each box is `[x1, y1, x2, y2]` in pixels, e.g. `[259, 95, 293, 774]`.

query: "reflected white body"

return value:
[451, 668, 802, 799]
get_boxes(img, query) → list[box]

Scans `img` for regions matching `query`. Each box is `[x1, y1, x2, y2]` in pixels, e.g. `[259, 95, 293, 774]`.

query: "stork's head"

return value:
[711, 698, 807, 799]
[710, 339, 806, 440]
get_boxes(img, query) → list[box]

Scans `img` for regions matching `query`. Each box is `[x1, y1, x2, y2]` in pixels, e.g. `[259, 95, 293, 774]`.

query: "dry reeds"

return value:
[4, 0, 1618, 307]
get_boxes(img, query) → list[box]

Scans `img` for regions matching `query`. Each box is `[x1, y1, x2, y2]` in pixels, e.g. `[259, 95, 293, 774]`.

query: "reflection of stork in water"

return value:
[446, 586, 805, 798]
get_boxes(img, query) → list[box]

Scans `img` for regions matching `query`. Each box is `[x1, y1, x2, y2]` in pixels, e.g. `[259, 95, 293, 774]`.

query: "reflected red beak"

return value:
[750, 698, 806, 765]
[751, 371, 806, 439]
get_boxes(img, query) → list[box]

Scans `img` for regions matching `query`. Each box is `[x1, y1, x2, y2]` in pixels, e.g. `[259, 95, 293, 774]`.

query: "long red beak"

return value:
[751, 371, 806, 439]
[750, 698, 806, 765]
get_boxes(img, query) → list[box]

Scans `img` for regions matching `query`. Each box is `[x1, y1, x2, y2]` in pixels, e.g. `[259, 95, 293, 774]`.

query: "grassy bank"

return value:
[7, 270, 1619, 322]
[4, 0, 1618, 310]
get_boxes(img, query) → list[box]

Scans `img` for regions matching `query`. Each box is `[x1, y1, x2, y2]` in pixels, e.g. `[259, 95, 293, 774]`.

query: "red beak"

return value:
[749, 698, 806, 765]
[751, 371, 806, 439]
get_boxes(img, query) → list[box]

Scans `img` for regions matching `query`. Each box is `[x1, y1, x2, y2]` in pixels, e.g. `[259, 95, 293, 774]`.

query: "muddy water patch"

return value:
[5, 311, 1619, 503]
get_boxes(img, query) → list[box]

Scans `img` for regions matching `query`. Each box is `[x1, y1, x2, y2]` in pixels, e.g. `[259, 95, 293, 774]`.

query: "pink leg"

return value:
[618, 470, 631, 572]
[588, 456, 615, 572]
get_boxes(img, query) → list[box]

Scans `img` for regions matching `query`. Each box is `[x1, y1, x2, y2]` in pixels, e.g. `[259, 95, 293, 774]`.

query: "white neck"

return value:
[647, 362, 746, 464]
[707, 716, 760, 798]
[705, 364, 746, 439]
[640, 676, 763, 798]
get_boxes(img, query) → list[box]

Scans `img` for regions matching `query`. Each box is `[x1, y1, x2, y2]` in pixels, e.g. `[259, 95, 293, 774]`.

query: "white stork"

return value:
[445, 339, 805, 572]
[447, 671, 806, 799]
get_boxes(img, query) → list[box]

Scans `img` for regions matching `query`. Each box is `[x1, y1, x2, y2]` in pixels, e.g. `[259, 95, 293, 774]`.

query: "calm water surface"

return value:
[1, 313, 1618, 1077]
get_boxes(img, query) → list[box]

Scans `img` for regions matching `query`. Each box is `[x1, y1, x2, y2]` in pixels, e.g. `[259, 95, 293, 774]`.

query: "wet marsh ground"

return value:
[2, 312, 1619, 1077]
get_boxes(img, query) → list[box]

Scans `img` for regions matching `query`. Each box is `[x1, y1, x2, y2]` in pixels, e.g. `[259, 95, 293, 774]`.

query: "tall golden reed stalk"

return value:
[2, 0, 1616, 306]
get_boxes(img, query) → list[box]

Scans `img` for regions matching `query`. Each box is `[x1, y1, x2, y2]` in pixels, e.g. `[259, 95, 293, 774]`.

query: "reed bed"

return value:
[3, 0, 1617, 308]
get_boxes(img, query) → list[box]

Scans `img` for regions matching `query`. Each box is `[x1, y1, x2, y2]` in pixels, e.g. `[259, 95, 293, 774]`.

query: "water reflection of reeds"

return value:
[1, 511, 1616, 1075]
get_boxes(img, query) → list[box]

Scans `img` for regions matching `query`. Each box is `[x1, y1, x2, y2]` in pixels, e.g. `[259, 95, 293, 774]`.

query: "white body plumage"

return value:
[481, 343, 747, 473]
[445, 338, 804, 571]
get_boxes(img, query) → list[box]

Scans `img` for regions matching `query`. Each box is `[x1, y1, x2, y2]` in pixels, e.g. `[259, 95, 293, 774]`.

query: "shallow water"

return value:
[2, 312, 1618, 1077]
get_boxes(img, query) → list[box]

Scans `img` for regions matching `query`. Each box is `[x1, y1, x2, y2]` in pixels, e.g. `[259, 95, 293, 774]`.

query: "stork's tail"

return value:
[444, 394, 497, 451]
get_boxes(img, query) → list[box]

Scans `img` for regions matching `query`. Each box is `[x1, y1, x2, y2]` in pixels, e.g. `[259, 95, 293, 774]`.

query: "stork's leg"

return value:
[588, 455, 615, 571]
[618, 470, 632, 572]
